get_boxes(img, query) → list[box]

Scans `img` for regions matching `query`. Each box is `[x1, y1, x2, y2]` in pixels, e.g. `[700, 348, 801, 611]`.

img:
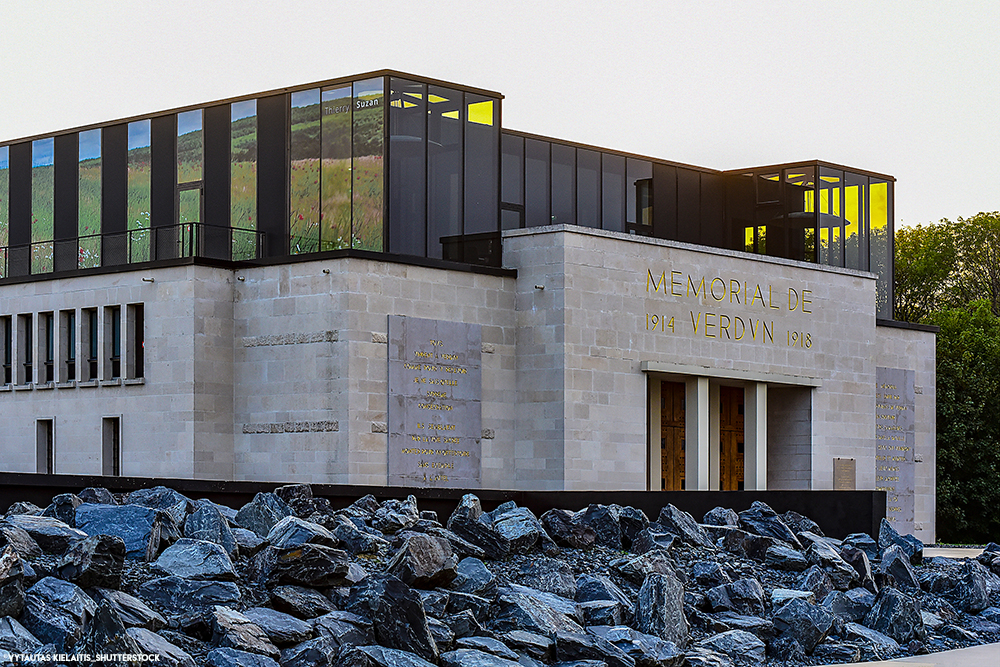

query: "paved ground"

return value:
[923, 547, 985, 559]
[817, 642, 1000, 666]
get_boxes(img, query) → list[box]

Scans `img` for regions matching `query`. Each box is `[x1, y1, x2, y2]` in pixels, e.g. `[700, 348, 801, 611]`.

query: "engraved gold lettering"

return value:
[802, 290, 812, 313]
[710, 277, 726, 301]
[720, 314, 731, 339]
[671, 271, 683, 296]
[788, 287, 799, 311]
[687, 276, 706, 299]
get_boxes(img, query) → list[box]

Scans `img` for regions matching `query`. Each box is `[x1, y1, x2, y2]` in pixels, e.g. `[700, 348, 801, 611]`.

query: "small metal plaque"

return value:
[387, 316, 482, 488]
[833, 458, 856, 490]
[875, 367, 916, 534]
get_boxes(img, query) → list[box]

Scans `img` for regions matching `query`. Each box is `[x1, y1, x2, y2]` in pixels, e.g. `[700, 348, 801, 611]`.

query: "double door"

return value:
[659, 381, 744, 491]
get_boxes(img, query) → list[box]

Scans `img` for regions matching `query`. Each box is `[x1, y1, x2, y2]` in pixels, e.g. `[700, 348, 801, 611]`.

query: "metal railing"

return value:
[0, 223, 266, 279]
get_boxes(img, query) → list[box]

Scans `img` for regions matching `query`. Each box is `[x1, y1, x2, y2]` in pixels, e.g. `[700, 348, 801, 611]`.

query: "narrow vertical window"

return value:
[352, 78, 384, 251]
[869, 177, 892, 318]
[524, 139, 550, 227]
[550, 143, 575, 226]
[83, 308, 98, 381]
[41, 312, 54, 383]
[601, 153, 625, 233]
[127, 303, 144, 379]
[322, 85, 353, 251]
[290, 89, 321, 254]
[1, 316, 11, 385]
[127, 120, 152, 262]
[102, 416, 121, 476]
[576, 149, 601, 229]
[464, 94, 499, 239]
[61, 310, 76, 382]
[106, 305, 121, 379]
[230, 100, 257, 260]
[501, 133, 524, 231]
[177, 111, 204, 255]
[0, 146, 9, 279]
[32, 138, 55, 273]
[78, 129, 102, 268]
[18, 314, 32, 384]
[36, 419, 54, 474]
[427, 86, 463, 259]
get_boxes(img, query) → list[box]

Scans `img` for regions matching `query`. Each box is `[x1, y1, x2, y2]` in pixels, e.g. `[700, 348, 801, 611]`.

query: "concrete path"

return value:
[816, 642, 1000, 666]
[923, 547, 985, 559]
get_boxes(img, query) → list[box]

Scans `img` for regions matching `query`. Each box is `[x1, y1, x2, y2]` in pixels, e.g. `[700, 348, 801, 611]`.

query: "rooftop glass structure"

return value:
[0, 70, 894, 317]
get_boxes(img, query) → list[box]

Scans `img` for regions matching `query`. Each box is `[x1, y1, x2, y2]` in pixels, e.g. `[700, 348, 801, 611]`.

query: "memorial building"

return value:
[0, 71, 936, 540]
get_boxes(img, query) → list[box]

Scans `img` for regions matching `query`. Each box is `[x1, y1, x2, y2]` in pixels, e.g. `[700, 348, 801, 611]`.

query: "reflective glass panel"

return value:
[818, 169, 843, 266]
[784, 167, 816, 263]
[576, 149, 600, 228]
[179, 189, 200, 224]
[78, 129, 102, 268]
[0, 147, 9, 249]
[32, 138, 55, 273]
[550, 144, 575, 225]
[524, 139, 549, 227]
[352, 77, 384, 251]
[464, 94, 498, 236]
[626, 159, 652, 224]
[844, 172, 866, 270]
[870, 177, 892, 318]
[601, 153, 625, 232]
[231, 100, 257, 260]
[427, 86, 462, 259]
[290, 89, 321, 254]
[177, 110, 203, 183]
[501, 133, 523, 205]
[388, 79, 425, 256]
[127, 120, 152, 262]
[322, 85, 354, 251]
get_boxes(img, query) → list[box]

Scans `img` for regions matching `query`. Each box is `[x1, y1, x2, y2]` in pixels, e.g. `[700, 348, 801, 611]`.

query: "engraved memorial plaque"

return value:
[833, 458, 856, 490]
[875, 367, 915, 533]
[388, 315, 482, 488]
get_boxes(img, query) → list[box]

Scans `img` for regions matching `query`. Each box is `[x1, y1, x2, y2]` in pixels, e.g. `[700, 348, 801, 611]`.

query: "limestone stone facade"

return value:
[0, 225, 936, 541]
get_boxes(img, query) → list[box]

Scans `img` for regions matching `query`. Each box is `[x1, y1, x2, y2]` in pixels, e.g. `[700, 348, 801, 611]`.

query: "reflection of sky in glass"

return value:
[0, 145, 8, 169]
[292, 89, 320, 108]
[353, 78, 384, 98]
[231, 100, 256, 121]
[79, 129, 101, 161]
[32, 138, 54, 167]
[178, 110, 202, 136]
[128, 120, 151, 150]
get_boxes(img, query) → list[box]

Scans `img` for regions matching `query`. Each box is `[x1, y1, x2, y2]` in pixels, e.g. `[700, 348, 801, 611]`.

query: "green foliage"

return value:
[952, 212, 1000, 316]
[894, 222, 958, 322]
[927, 301, 1000, 543]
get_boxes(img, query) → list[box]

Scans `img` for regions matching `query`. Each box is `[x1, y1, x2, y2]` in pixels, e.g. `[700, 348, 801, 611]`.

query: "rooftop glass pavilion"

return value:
[0, 70, 894, 317]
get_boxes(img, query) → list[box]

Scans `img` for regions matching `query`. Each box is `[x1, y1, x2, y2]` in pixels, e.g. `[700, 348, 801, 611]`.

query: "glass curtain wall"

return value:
[127, 120, 151, 262]
[352, 78, 384, 251]
[78, 130, 101, 268]
[427, 86, 463, 259]
[321, 86, 352, 251]
[500, 133, 523, 230]
[231, 100, 257, 260]
[870, 177, 892, 318]
[31, 138, 55, 273]
[289, 89, 321, 254]
[177, 109, 203, 228]
[0, 147, 8, 278]
[389, 79, 426, 255]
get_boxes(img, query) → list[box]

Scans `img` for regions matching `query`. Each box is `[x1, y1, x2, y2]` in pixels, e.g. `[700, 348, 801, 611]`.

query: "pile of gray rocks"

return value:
[1, 485, 999, 667]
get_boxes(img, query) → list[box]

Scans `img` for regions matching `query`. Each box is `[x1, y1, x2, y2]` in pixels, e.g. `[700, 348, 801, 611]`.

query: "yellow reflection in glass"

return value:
[870, 182, 888, 231]
[756, 226, 766, 254]
[804, 190, 814, 213]
[442, 110, 459, 120]
[468, 100, 494, 126]
[744, 227, 754, 252]
[428, 94, 448, 103]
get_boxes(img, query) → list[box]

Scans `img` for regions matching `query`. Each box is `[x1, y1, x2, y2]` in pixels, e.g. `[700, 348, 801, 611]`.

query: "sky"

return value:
[0, 0, 996, 227]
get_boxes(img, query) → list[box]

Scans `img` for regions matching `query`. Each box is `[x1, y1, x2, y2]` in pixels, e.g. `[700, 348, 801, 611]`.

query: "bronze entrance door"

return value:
[720, 386, 745, 491]
[660, 381, 686, 490]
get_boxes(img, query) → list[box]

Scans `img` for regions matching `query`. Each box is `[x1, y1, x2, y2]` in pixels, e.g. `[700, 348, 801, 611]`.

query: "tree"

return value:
[952, 212, 1000, 317]
[928, 301, 1000, 543]
[894, 222, 958, 322]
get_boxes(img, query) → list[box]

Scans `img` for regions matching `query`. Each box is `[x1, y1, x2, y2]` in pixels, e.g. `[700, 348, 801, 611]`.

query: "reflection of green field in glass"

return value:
[321, 157, 351, 250]
[31, 165, 54, 272]
[177, 129, 203, 184]
[352, 155, 383, 250]
[79, 160, 102, 268]
[290, 158, 320, 254]
[127, 155, 151, 262]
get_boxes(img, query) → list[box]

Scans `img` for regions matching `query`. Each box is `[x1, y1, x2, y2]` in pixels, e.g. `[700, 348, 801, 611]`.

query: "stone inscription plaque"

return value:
[388, 316, 482, 488]
[875, 367, 915, 534]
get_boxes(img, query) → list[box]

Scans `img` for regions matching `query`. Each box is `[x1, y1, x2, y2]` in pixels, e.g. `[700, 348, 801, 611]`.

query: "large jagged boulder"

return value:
[0, 545, 25, 617]
[514, 557, 576, 599]
[79, 601, 143, 667]
[125, 486, 194, 525]
[3, 514, 87, 554]
[490, 504, 544, 554]
[346, 574, 439, 662]
[235, 492, 294, 539]
[772, 597, 835, 654]
[0, 520, 42, 559]
[705, 578, 766, 616]
[210, 605, 280, 659]
[19, 577, 97, 651]
[446, 495, 510, 560]
[878, 518, 923, 565]
[387, 533, 458, 588]
[634, 572, 688, 647]
[75, 503, 172, 560]
[54, 534, 126, 588]
[864, 587, 925, 644]
[697, 630, 766, 663]
[541, 508, 597, 550]
[153, 538, 237, 581]
[137, 576, 241, 616]
[184, 499, 238, 557]
[41, 493, 82, 527]
[373, 496, 421, 535]
[91, 588, 166, 630]
[737, 501, 802, 549]
[656, 504, 712, 548]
